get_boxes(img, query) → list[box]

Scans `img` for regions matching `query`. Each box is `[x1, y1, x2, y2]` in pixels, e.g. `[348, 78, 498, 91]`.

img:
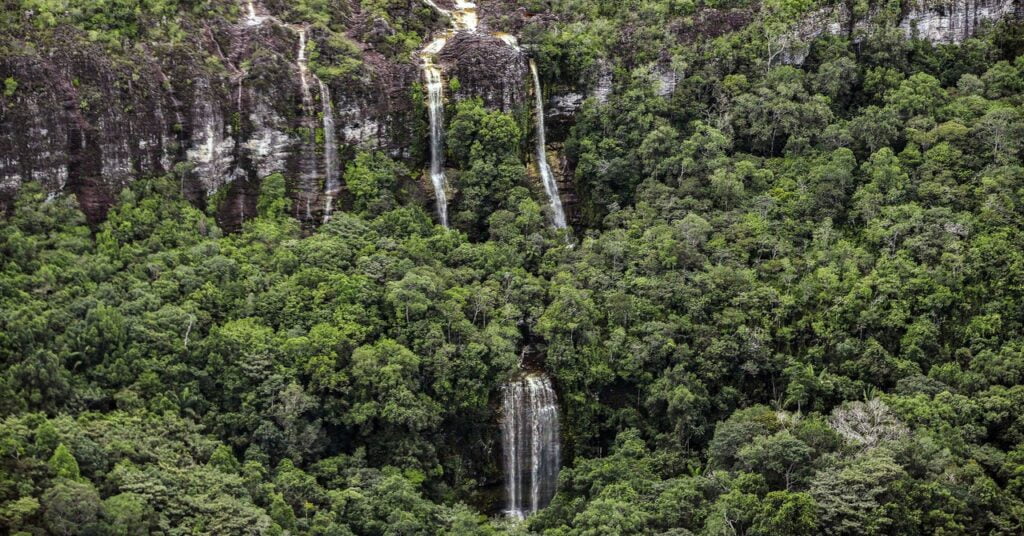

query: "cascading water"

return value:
[319, 79, 339, 222]
[529, 60, 567, 229]
[244, 0, 265, 26]
[296, 28, 313, 111]
[417, 0, 478, 228]
[501, 373, 561, 519]
[423, 60, 449, 228]
[451, 1, 478, 32]
[295, 27, 317, 220]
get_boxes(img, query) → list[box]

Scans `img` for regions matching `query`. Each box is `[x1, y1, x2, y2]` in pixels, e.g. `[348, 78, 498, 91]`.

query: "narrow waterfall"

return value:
[417, 0, 479, 228]
[501, 373, 561, 519]
[296, 27, 319, 221]
[529, 60, 567, 229]
[244, 1, 265, 26]
[319, 79, 339, 222]
[423, 60, 449, 228]
[296, 28, 312, 111]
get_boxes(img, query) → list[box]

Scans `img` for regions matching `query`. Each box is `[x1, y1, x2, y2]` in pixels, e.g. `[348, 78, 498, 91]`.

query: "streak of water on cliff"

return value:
[529, 60, 567, 229]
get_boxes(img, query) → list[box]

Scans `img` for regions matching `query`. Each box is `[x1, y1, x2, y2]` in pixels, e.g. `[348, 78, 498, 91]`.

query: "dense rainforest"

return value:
[3, 0, 1024, 534]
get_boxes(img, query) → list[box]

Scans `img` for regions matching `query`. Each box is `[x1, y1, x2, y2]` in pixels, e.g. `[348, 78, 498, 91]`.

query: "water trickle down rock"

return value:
[501, 373, 562, 520]
[529, 60, 567, 229]
[417, 0, 482, 228]
[244, 0, 267, 26]
[294, 26, 321, 222]
[319, 78, 340, 222]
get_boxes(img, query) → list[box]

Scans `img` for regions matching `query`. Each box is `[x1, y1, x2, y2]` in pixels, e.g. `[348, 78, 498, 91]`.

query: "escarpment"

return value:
[0, 0, 1020, 229]
[0, 3, 420, 228]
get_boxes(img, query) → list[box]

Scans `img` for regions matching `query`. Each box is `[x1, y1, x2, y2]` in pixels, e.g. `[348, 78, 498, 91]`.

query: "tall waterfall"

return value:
[296, 27, 317, 220]
[529, 60, 567, 229]
[418, 0, 479, 228]
[296, 28, 312, 110]
[501, 373, 561, 519]
[319, 79, 339, 222]
[423, 59, 449, 228]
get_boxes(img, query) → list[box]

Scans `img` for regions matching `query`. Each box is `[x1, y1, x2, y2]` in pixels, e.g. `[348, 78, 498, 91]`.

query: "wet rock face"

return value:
[5, 0, 1017, 229]
[781, 0, 1021, 64]
[0, 39, 181, 222]
[900, 0, 1020, 43]
[0, 6, 417, 229]
[439, 32, 528, 112]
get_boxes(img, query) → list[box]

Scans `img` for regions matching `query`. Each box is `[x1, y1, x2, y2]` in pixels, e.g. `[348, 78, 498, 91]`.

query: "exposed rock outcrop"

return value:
[2, 0, 1020, 230]
[781, 0, 1021, 64]
[901, 0, 1021, 43]
[0, 3, 419, 228]
[438, 32, 528, 112]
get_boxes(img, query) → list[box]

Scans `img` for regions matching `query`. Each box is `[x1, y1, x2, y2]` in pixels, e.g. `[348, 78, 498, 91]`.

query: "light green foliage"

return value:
[47, 444, 80, 481]
[344, 151, 404, 215]
[258, 173, 291, 219]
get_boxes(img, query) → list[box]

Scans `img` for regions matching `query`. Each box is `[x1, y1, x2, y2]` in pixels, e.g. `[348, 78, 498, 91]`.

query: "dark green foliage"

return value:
[2, 0, 1024, 534]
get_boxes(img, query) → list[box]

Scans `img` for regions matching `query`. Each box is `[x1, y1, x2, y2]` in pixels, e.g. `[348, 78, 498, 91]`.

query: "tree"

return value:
[42, 480, 101, 536]
[102, 493, 153, 536]
[709, 406, 783, 468]
[853, 148, 910, 222]
[445, 99, 525, 236]
[345, 152, 404, 215]
[0, 497, 40, 532]
[48, 443, 80, 481]
[571, 485, 650, 536]
[737, 430, 814, 489]
[828, 399, 908, 448]
[751, 491, 819, 535]
[810, 452, 909, 535]
[884, 73, 948, 119]
[268, 492, 297, 531]
[347, 339, 441, 434]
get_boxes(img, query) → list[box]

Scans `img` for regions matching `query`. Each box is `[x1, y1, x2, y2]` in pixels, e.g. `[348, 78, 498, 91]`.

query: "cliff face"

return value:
[901, 0, 1021, 43]
[439, 32, 528, 112]
[1, 0, 1020, 229]
[781, 0, 1022, 63]
[0, 0, 537, 228]
[0, 2, 421, 228]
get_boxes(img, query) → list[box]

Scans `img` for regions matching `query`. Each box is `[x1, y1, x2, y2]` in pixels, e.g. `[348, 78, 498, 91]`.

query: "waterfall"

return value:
[423, 60, 449, 227]
[417, 0, 478, 228]
[319, 79, 339, 222]
[295, 26, 319, 221]
[502, 373, 561, 519]
[529, 60, 567, 229]
[296, 28, 312, 110]
[451, 1, 478, 32]
[244, 1, 265, 26]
